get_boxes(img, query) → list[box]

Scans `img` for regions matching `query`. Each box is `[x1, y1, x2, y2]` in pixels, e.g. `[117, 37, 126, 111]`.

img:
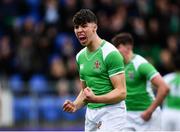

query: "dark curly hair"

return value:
[72, 9, 97, 26]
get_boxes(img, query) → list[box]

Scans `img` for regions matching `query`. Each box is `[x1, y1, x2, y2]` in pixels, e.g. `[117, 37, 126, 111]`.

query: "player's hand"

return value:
[141, 110, 153, 121]
[83, 87, 96, 102]
[62, 100, 77, 113]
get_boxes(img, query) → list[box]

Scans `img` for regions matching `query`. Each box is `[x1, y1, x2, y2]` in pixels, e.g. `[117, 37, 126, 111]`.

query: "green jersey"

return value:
[125, 54, 159, 111]
[76, 40, 124, 109]
[163, 73, 180, 109]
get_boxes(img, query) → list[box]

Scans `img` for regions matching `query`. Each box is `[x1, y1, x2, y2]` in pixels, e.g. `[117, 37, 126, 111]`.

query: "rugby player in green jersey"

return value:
[62, 9, 127, 131]
[162, 53, 180, 131]
[112, 33, 169, 131]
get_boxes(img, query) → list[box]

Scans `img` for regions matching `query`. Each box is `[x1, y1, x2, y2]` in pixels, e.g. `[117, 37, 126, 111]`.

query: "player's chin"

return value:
[79, 39, 88, 46]
[80, 42, 87, 46]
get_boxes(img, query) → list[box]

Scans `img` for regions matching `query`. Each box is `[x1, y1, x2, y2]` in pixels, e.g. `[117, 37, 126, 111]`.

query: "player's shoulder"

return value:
[101, 40, 118, 52]
[133, 54, 148, 63]
[132, 54, 148, 70]
[163, 72, 176, 82]
[76, 47, 86, 61]
[101, 40, 119, 60]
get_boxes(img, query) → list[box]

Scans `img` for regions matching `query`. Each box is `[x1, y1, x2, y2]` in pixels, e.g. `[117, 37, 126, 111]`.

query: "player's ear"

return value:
[93, 24, 97, 32]
[95, 24, 97, 30]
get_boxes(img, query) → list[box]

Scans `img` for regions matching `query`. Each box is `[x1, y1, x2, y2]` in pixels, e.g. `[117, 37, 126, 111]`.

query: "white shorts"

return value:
[125, 107, 161, 131]
[85, 101, 126, 132]
[161, 108, 180, 131]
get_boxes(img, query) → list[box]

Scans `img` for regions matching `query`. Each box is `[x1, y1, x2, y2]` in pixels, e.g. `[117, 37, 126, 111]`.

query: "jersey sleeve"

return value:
[138, 63, 159, 80]
[76, 55, 85, 81]
[105, 51, 124, 77]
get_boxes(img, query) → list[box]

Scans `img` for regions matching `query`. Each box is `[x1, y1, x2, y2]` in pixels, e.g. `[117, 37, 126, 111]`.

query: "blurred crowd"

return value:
[0, 0, 180, 129]
[0, 0, 180, 83]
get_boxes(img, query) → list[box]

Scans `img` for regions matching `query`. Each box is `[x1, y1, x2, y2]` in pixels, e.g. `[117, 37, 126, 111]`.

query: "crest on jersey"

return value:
[128, 71, 134, 80]
[94, 60, 100, 69]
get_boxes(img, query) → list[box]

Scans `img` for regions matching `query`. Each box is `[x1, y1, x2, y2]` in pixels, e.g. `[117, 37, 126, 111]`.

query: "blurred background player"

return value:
[112, 33, 169, 131]
[62, 9, 126, 131]
[162, 53, 180, 131]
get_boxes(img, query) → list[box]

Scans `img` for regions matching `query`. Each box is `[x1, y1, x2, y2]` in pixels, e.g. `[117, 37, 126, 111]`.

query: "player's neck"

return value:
[87, 35, 102, 52]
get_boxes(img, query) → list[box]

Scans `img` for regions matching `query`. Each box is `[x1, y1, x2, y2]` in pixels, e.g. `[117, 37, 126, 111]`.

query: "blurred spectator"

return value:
[155, 0, 170, 42]
[136, 0, 151, 16]
[0, 36, 14, 76]
[59, 36, 78, 79]
[80, 0, 95, 10]
[166, 35, 179, 53]
[131, 17, 147, 47]
[48, 56, 67, 81]
[15, 35, 34, 80]
[34, 21, 46, 36]
[157, 49, 173, 76]
[147, 18, 162, 46]
[32, 36, 52, 74]
[0, 0, 18, 35]
[60, 0, 79, 32]
[22, 17, 36, 36]
[96, 0, 115, 15]
[169, 4, 180, 34]
[43, 0, 60, 25]
[110, 5, 128, 34]
[56, 79, 70, 97]
[46, 26, 58, 41]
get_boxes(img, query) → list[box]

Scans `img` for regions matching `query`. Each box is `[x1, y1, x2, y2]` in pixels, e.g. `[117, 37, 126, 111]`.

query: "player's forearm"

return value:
[73, 90, 87, 110]
[93, 88, 126, 104]
[148, 85, 169, 113]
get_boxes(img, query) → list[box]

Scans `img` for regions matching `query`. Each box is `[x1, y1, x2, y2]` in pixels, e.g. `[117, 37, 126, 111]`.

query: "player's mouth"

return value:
[78, 35, 87, 44]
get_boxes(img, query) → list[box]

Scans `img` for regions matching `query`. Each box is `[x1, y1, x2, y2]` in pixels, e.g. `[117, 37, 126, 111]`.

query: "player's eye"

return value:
[74, 25, 79, 29]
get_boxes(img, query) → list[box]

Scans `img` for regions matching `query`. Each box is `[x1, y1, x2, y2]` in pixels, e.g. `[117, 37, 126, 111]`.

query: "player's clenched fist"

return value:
[83, 87, 96, 102]
[62, 100, 77, 113]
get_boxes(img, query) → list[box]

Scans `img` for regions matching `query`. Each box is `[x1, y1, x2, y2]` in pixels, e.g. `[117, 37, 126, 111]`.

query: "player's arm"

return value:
[142, 74, 169, 119]
[73, 81, 88, 109]
[63, 81, 87, 112]
[139, 63, 169, 120]
[84, 73, 126, 103]
[63, 54, 87, 113]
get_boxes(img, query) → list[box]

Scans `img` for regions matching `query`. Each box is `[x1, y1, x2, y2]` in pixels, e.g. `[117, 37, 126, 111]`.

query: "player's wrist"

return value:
[73, 101, 86, 111]
[146, 108, 154, 114]
[72, 101, 78, 111]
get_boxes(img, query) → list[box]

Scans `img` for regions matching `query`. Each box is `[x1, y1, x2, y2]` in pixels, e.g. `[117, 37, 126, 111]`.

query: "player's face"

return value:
[117, 44, 129, 59]
[74, 23, 96, 46]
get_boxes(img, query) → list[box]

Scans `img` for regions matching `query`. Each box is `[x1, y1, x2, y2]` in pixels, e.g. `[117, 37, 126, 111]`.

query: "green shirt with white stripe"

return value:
[163, 73, 180, 109]
[125, 54, 159, 111]
[76, 40, 124, 109]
